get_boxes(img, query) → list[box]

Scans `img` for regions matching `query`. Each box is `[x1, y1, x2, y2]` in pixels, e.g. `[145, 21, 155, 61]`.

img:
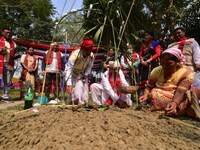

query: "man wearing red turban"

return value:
[65, 37, 94, 105]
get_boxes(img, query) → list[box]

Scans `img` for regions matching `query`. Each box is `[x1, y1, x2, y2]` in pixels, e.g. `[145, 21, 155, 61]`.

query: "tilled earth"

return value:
[0, 105, 200, 150]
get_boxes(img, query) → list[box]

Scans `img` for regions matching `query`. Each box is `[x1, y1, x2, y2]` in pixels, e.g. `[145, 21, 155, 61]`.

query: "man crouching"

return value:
[90, 60, 132, 108]
[65, 38, 94, 105]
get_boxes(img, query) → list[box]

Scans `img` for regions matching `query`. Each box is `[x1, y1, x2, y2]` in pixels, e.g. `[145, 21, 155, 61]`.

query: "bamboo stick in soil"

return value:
[40, 44, 53, 104]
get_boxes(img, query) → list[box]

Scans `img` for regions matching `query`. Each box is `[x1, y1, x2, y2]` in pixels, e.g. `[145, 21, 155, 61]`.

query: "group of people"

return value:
[91, 27, 200, 118]
[0, 26, 200, 119]
[0, 26, 95, 106]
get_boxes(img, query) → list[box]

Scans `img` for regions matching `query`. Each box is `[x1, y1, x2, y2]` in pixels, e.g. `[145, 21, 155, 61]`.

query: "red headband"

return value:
[80, 38, 94, 50]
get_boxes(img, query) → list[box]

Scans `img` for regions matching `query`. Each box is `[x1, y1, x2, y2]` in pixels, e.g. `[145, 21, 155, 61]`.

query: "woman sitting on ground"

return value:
[139, 48, 200, 118]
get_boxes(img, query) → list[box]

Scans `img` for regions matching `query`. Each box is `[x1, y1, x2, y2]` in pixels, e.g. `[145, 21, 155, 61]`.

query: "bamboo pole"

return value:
[40, 44, 53, 104]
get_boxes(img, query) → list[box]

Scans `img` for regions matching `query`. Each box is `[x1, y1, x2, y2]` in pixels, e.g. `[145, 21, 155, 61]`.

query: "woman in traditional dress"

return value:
[102, 47, 115, 72]
[138, 31, 161, 96]
[139, 48, 200, 118]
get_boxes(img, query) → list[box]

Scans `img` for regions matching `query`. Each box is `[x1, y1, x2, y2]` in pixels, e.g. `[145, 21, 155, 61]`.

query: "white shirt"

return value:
[192, 40, 200, 65]
[45, 51, 63, 73]
[101, 69, 129, 101]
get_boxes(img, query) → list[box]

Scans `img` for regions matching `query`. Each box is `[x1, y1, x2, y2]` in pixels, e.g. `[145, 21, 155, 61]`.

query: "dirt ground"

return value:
[0, 103, 200, 150]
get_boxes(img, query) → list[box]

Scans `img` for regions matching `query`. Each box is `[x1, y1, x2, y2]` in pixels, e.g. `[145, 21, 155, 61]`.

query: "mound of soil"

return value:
[0, 105, 200, 150]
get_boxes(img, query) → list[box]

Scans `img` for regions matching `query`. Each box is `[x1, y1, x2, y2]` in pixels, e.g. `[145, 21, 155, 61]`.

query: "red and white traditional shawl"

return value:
[106, 72, 122, 105]
[0, 36, 16, 78]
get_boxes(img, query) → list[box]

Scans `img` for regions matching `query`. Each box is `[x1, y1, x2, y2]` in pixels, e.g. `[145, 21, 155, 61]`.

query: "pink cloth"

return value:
[162, 48, 185, 62]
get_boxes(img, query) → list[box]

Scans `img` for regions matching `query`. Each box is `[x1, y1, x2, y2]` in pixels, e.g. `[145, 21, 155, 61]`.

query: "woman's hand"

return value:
[139, 95, 148, 104]
[141, 61, 148, 66]
[165, 101, 178, 115]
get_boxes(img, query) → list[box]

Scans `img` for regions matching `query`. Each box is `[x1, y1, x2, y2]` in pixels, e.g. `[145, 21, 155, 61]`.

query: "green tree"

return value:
[82, 0, 199, 50]
[180, 0, 200, 43]
[82, 0, 135, 50]
[53, 11, 85, 45]
[139, 0, 194, 40]
[0, 0, 55, 41]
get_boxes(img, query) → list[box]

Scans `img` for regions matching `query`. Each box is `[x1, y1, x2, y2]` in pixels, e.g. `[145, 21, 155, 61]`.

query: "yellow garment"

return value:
[147, 66, 194, 115]
[26, 72, 35, 90]
[147, 66, 194, 95]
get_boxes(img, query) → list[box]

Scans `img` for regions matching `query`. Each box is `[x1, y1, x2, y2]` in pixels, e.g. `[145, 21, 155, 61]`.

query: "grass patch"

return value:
[0, 89, 21, 101]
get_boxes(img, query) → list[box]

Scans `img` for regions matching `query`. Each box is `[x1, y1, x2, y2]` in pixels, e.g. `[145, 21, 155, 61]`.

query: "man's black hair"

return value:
[173, 27, 186, 33]
[1, 27, 12, 31]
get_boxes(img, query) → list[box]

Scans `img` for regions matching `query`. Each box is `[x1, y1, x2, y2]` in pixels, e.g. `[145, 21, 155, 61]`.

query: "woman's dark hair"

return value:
[161, 52, 179, 62]
[145, 30, 155, 40]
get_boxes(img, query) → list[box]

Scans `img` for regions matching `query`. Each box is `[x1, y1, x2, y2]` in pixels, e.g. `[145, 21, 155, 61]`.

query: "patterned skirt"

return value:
[149, 88, 199, 118]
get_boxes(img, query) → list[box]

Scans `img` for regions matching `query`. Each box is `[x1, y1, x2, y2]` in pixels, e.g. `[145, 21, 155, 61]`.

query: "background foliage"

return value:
[0, 0, 55, 42]
[82, 0, 200, 51]
[0, 0, 199, 48]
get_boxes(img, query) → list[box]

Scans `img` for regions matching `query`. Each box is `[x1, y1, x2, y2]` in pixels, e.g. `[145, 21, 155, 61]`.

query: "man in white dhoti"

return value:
[90, 60, 132, 107]
[65, 38, 94, 105]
